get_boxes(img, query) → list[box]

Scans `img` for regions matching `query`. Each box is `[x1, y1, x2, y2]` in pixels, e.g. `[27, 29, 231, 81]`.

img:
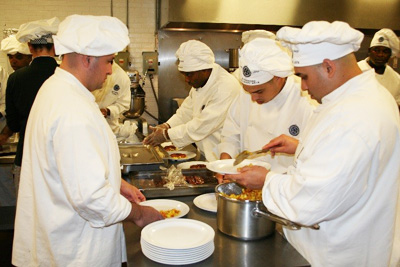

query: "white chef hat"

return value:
[277, 21, 364, 67]
[242, 30, 276, 45]
[16, 17, 59, 44]
[239, 38, 293, 85]
[1, 35, 31, 55]
[176, 40, 215, 72]
[53, 15, 130, 56]
[370, 28, 399, 58]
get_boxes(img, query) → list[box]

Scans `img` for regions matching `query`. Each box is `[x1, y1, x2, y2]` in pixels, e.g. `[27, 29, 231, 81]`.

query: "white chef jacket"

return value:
[358, 59, 400, 105]
[218, 75, 316, 173]
[0, 66, 9, 130]
[262, 70, 400, 267]
[12, 68, 132, 266]
[167, 63, 241, 161]
[92, 63, 130, 133]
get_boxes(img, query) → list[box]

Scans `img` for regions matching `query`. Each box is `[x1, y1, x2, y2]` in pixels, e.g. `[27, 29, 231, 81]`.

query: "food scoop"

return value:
[233, 149, 269, 166]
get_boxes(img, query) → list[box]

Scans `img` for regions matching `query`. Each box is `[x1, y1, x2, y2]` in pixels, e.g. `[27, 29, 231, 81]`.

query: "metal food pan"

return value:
[127, 170, 218, 198]
[120, 145, 165, 174]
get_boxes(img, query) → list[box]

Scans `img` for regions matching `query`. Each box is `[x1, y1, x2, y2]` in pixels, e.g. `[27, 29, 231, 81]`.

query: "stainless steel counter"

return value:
[123, 195, 310, 267]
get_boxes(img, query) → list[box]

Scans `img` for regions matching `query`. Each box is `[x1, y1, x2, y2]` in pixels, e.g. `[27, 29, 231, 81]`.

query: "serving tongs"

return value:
[233, 149, 269, 166]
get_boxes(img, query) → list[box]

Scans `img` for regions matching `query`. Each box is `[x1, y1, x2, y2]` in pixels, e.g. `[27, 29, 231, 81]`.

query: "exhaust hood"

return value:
[159, 0, 400, 33]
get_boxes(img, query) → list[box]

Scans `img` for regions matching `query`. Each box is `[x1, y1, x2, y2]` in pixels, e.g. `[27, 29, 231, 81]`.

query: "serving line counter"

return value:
[122, 195, 310, 267]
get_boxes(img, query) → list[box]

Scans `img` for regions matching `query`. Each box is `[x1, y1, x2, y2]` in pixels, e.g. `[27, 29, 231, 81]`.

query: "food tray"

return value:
[120, 145, 165, 174]
[0, 144, 17, 157]
[127, 170, 218, 198]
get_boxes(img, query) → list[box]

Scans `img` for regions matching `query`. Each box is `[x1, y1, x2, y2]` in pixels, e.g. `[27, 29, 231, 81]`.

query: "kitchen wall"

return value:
[0, 0, 159, 125]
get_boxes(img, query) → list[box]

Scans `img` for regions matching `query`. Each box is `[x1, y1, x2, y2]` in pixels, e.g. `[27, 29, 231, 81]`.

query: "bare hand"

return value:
[127, 203, 164, 227]
[100, 108, 109, 118]
[262, 134, 299, 157]
[120, 179, 146, 203]
[143, 126, 167, 146]
[157, 123, 170, 130]
[216, 153, 232, 183]
[224, 165, 269, 190]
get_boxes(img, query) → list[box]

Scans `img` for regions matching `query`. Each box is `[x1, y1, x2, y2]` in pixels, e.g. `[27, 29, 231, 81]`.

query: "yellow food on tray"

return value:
[221, 188, 262, 201]
[160, 208, 181, 218]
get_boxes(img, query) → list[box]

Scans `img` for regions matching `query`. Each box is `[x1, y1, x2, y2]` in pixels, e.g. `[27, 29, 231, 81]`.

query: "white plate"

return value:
[141, 239, 213, 254]
[141, 245, 214, 265]
[167, 151, 196, 161]
[206, 159, 271, 174]
[161, 141, 173, 147]
[193, 193, 217, 213]
[160, 141, 178, 150]
[141, 219, 215, 249]
[139, 199, 189, 219]
[177, 161, 208, 169]
[142, 245, 214, 265]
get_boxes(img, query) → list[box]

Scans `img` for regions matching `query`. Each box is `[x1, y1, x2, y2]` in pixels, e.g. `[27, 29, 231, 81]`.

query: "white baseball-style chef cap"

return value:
[239, 38, 293, 85]
[16, 17, 59, 44]
[370, 28, 399, 58]
[176, 40, 215, 72]
[1, 35, 31, 55]
[53, 15, 130, 57]
[241, 30, 276, 45]
[277, 21, 364, 67]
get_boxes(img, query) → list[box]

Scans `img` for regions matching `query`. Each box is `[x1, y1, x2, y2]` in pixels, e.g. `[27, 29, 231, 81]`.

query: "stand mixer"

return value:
[123, 70, 148, 136]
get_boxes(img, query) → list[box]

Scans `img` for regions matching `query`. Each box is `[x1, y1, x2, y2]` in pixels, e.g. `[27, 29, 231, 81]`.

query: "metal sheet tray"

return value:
[0, 144, 17, 157]
[120, 145, 165, 174]
[127, 170, 218, 198]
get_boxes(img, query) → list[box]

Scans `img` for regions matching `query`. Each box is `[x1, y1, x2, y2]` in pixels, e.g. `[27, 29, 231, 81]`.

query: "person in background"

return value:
[2, 17, 59, 197]
[12, 15, 162, 267]
[0, 35, 32, 71]
[0, 65, 16, 207]
[224, 21, 400, 266]
[358, 28, 400, 110]
[0, 35, 32, 134]
[143, 40, 241, 161]
[231, 30, 277, 81]
[92, 63, 131, 133]
[0, 65, 9, 132]
[218, 37, 316, 175]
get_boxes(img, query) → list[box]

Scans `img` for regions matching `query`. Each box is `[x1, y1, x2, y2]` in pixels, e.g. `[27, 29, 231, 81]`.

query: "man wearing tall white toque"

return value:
[223, 21, 400, 266]
[218, 36, 316, 174]
[12, 15, 163, 267]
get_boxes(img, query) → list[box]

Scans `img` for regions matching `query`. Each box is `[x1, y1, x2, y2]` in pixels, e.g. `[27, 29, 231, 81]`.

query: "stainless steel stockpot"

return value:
[215, 183, 319, 240]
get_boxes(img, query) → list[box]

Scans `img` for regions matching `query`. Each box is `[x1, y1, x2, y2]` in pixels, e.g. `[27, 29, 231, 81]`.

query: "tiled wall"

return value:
[0, 0, 159, 125]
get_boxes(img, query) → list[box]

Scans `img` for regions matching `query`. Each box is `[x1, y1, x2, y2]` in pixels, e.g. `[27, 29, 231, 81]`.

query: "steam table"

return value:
[123, 195, 310, 267]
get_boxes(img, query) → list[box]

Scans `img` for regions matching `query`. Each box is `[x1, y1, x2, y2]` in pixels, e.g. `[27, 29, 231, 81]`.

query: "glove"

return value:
[143, 127, 168, 146]
[151, 123, 170, 131]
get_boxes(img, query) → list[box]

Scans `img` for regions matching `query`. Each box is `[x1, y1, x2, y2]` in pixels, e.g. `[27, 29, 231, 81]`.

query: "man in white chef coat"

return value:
[144, 40, 241, 161]
[358, 28, 400, 110]
[218, 37, 316, 174]
[92, 63, 131, 133]
[224, 21, 400, 267]
[231, 30, 277, 81]
[12, 15, 163, 267]
[0, 35, 32, 136]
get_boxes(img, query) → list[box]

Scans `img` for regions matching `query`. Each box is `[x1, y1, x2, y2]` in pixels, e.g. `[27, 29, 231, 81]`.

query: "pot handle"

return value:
[252, 202, 320, 230]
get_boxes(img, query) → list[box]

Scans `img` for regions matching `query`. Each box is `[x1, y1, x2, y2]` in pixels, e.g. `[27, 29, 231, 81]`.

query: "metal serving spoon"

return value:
[233, 149, 269, 166]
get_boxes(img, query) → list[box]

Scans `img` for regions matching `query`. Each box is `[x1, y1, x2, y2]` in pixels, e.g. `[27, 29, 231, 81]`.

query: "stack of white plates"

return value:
[141, 219, 215, 265]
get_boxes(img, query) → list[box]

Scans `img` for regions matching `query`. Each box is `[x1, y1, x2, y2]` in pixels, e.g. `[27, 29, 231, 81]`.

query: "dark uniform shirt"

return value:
[6, 56, 58, 166]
